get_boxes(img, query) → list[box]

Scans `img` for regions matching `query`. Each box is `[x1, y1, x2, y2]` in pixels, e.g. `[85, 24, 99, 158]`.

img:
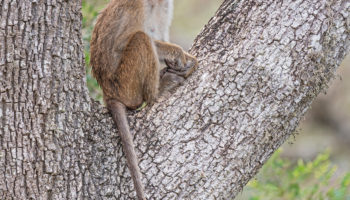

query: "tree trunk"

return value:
[1, 0, 349, 199]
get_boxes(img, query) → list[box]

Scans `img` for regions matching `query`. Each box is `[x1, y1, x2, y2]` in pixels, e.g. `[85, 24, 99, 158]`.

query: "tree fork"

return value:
[0, 0, 349, 199]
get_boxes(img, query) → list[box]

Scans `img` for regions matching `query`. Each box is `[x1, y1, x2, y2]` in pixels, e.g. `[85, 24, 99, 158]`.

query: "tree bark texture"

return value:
[1, 0, 349, 199]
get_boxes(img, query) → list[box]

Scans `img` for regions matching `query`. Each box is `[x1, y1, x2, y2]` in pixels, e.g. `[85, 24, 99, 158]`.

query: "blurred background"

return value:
[82, 0, 350, 198]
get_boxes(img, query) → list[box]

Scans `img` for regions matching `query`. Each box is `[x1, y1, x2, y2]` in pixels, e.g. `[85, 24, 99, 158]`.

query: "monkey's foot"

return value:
[166, 66, 196, 78]
[164, 63, 194, 78]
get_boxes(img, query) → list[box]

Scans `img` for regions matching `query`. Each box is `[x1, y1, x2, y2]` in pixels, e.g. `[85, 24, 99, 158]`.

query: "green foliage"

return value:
[82, 0, 107, 102]
[239, 150, 350, 200]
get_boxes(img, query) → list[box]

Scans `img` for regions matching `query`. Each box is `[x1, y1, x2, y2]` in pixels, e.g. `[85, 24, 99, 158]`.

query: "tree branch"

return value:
[85, 0, 350, 199]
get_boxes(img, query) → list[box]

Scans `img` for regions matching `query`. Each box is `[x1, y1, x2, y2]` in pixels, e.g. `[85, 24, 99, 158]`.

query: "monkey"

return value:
[90, 0, 198, 199]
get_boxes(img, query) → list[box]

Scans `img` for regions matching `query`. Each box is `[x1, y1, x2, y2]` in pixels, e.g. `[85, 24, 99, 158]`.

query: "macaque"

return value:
[90, 0, 198, 199]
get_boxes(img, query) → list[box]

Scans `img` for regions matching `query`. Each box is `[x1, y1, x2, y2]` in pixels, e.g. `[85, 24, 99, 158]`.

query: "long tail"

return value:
[107, 100, 146, 200]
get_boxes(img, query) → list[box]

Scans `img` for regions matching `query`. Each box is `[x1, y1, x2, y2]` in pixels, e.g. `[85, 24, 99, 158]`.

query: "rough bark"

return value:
[0, 0, 349, 199]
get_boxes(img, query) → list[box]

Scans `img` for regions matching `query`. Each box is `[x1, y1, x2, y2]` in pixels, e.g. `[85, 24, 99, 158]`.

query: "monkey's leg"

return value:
[159, 70, 185, 96]
[113, 31, 159, 109]
[125, 31, 160, 104]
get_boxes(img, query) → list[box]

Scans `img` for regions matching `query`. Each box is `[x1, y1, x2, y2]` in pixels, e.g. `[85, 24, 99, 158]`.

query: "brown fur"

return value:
[90, 0, 198, 199]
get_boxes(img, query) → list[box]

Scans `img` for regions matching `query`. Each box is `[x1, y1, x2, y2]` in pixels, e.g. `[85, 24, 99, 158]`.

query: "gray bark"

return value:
[0, 0, 349, 199]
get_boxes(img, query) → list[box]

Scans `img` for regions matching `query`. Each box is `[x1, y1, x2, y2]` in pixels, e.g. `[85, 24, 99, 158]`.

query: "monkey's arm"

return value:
[154, 40, 198, 78]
